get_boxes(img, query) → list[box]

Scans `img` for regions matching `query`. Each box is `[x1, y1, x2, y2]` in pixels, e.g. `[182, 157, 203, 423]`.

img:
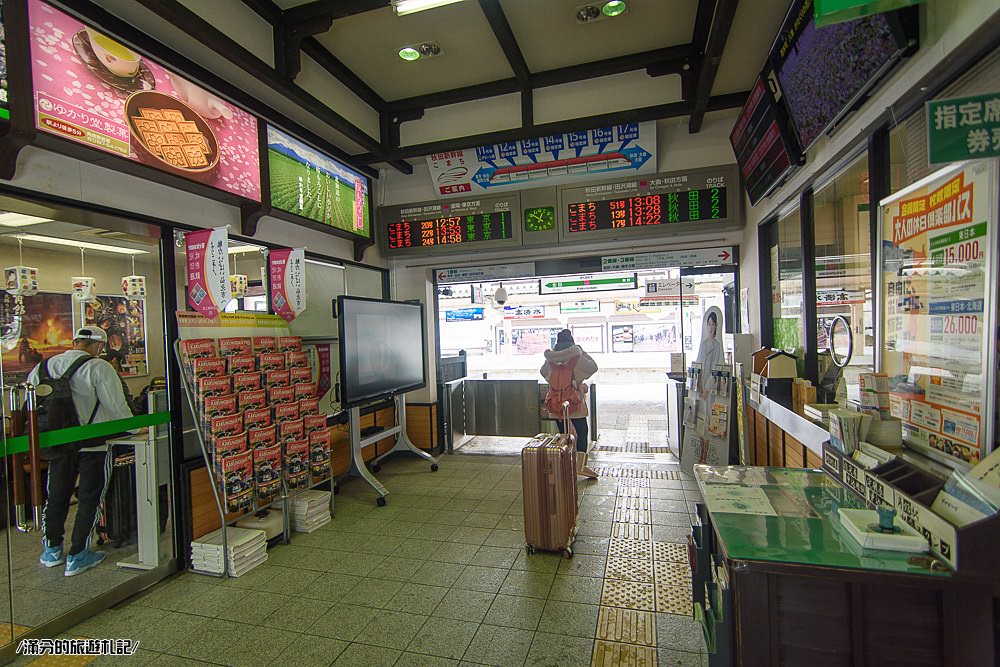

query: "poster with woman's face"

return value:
[0, 292, 75, 379]
[83, 296, 148, 376]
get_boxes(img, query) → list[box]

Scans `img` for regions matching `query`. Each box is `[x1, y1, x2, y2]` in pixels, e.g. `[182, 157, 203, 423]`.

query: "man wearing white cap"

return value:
[28, 327, 135, 576]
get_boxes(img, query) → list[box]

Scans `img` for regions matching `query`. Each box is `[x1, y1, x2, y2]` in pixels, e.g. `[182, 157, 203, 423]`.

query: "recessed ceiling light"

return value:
[392, 0, 464, 16]
[398, 46, 421, 61]
[12, 234, 148, 255]
[0, 212, 52, 227]
[602, 1, 627, 17]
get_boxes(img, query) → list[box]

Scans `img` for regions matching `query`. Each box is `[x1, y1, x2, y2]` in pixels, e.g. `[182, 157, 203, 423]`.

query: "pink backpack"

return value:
[544, 356, 582, 417]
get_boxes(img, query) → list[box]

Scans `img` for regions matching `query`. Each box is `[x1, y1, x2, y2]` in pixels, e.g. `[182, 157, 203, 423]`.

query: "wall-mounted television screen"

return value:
[771, 0, 915, 151]
[337, 296, 426, 408]
[730, 70, 802, 206]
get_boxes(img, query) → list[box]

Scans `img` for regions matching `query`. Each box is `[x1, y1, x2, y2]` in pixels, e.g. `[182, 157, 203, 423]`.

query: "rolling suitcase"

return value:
[522, 403, 578, 558]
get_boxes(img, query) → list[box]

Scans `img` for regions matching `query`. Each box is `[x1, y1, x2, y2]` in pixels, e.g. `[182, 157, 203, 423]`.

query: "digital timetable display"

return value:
[379, 193, 522, 256]
[558, 165, 739, 241]
[387, 211, 513, 250]
[567, 189, 726, 233]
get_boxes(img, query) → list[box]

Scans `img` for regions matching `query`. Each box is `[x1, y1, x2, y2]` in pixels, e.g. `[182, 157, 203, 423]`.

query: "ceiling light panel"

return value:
[393, 0, 465, 16]
[11, 234, 148, 255]
[0, 212, 53, 227]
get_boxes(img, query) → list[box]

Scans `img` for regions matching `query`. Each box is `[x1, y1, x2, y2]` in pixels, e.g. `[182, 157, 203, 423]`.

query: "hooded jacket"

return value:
[540, 344, 598, 418]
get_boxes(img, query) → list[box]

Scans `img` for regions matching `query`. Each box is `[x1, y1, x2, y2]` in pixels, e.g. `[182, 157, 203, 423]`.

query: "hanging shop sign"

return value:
[425, 122, 656, 197]
[269, 248, 306, 322]
[879, 160, 995, 467]
[436, 262, 535, 284]
[27, 0, 261, 201]
[266, 125, 370, 238]
[0, 0, 9, 121]
[503, 305, 546, 320]
[814, 0, 924, 27]
[445, 307, 484, 322]
[926, 92, 1000, 164]
[381, 193, 521, 256]
[185, 226, 230, 319]
[602, 247, 734, 271]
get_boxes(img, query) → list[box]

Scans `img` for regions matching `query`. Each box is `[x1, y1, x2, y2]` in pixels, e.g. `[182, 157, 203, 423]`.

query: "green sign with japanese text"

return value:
[814, 0, 923, 27]
[927, 92, 1000, 164]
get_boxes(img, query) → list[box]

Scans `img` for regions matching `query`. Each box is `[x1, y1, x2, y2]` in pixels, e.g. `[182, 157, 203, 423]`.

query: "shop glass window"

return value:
[771, 207, 804, 368]
[813, 152, 873, 404]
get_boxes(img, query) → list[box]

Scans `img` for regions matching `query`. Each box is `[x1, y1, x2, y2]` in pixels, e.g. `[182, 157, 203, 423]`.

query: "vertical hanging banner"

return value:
[269, 248, 306, 321]
[313, 343, 332, 398]
[185, 227, 230, 319]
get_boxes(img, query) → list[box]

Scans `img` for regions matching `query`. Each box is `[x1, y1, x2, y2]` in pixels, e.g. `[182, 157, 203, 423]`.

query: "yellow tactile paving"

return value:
[596, 607, 657, 647]
[601, 579, 656, 611]
[616, 486, 650, 499]
[656, 583, 694, 615]
[0, 622, 33, 638]
[591, 639, 657, 667]
[652, 540, 689, 563]
[615, 478, 651, 488]
[613, 508, 650, 524]
[614, 495, 650, 511]
[605, 556, 654, 583]
[654, 561, 692, 588]
[611, 522, 651, 540]
[607, 538, 652, 560]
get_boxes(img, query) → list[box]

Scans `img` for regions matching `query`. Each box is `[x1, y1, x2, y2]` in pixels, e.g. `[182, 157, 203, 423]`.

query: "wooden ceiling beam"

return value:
[688, 0, 740, 133]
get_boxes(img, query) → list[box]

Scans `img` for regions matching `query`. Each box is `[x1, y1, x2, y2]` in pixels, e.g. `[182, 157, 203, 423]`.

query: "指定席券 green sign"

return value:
[927, 92, 1000, 164]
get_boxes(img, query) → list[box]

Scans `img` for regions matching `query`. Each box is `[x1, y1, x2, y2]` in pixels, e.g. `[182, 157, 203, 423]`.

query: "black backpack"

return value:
[31, 356, 101, 460]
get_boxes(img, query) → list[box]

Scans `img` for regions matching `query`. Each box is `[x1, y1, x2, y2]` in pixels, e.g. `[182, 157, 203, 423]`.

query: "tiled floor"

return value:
[22, 450, 707, 666]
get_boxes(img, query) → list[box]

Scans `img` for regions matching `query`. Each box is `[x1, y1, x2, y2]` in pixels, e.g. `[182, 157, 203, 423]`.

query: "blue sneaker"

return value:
[64, 549, 105, 577]
[39, 543, 65, 568]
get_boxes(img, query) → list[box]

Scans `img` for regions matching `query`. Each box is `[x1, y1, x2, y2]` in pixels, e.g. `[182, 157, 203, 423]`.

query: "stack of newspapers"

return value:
[190, 526, 267, 576]
[291, 490, 332, 533]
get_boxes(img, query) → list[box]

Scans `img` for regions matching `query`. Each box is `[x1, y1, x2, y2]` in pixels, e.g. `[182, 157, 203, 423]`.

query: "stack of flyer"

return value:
[290, 490, 332, 533]
[858, 373, 891, 418]
[829, 409, 868, 454]
[190, 526, 267, 576]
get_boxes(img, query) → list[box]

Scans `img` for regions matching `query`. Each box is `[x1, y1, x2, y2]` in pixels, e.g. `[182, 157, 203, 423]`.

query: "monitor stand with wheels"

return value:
[347, 393, 438, 506]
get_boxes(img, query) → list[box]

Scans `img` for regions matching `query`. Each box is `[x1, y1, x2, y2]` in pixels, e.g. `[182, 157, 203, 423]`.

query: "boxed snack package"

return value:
[252, 336, 277, 353]
[214, 431, 248, 460]
[294, 382, 315, 400]
[180, 338, 217, 364]
[248, 424, 278, 450]
[198, 376, 232, 400]
[193, 357, 227, 379]
[285, 351, 308, 369]
[265, 369, 291, 388]
[233, 372, 262, 393]
[279, 418, 305, 444]
[210, 414, 244, 445]
[309, 429, 331, 483]
[239, 389, 267, 411]
[243, 407, 272, 430]
[274, 403, 300, 423]
[270, 386, 296, 407]
[258, 353, 285, 372]
[202, 395, 237, 430]
[284, 440, 310, 490]
[289, 367, 313, 384]
[277, 336, 302, 352]
[228, 356, 257, 374]
[219, 337, 253, 356]
[304, 414, 328, 434]
[219, 450, 253, 514]
[253, 445, 282, 506]
[298, 397, 320, 416]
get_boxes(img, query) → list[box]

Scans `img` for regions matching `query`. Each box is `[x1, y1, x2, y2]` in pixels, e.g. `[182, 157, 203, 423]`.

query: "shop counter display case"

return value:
[689, 466, 999, 666]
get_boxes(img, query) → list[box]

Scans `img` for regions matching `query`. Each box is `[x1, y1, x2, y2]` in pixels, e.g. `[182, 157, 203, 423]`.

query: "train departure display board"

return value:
[730, 73, 802, 206]
[379, 193, 522, 256]
[558, 165, 739, 242]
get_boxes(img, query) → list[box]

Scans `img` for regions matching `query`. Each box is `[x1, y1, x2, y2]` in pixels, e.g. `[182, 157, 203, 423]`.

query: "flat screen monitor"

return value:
[771, 0, 914, 151]
[337, 296, 426, 408]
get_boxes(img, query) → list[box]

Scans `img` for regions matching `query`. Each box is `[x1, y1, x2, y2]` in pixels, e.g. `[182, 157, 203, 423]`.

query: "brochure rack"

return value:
[174, 334, 336, 577]
[346, 393, 438, 506]
[681, 363, 734, 473]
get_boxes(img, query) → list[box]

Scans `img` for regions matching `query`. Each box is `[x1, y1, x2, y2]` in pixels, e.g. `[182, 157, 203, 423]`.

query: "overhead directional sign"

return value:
[436, 262, 535, 284]
[540, 274, 637, 295]
[602, 247, 735, 271]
